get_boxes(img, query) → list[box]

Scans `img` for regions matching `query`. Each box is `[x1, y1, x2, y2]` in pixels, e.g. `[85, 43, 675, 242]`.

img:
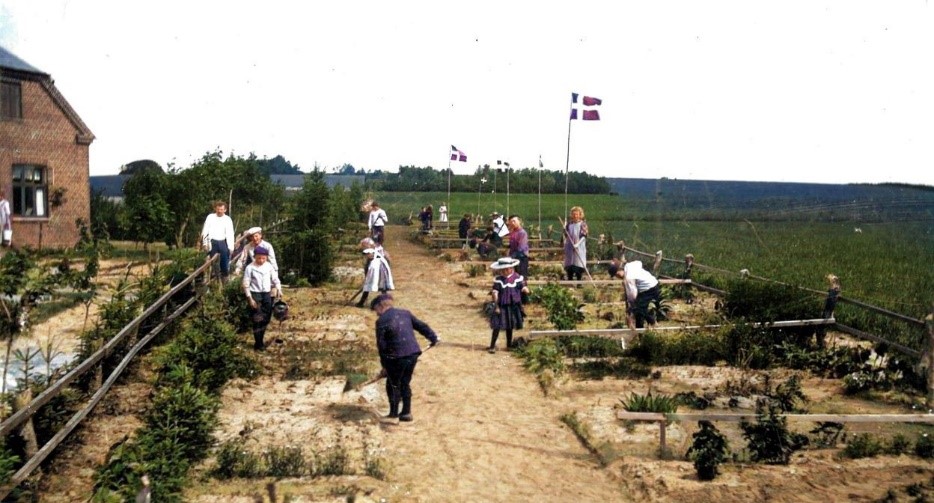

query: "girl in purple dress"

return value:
[487, 257, 530, 353]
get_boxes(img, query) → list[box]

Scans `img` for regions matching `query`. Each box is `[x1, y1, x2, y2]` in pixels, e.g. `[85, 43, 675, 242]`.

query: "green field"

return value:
[374, 192, 933, 323]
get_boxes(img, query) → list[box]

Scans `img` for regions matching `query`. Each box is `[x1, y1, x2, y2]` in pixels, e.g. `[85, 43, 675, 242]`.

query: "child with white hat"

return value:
[487, 257, 530, 353]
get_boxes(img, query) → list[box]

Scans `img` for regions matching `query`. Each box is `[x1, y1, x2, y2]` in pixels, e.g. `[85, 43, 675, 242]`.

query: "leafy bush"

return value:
[915, 433, 934, 459]
[143, 382, 219, 460]
[687, 421, 730, 481]
[531, 284, 583, 330]
[0, 439, 20, 487]
[627, 330, 725, 366]
[516, 339, 566, 377]
[153, 296, 256, 392]
[265, 445, 308, 478]
[213, 439, 262, 479]
[841, 433, 884, 459]
[621, 392, 679, 413]
[740, 401, 807, 465]
[558, 335, 626, 359]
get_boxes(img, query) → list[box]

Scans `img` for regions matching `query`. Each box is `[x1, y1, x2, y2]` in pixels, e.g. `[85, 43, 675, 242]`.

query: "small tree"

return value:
[687, 420, 730, 480]
[741, 400, 807, 465]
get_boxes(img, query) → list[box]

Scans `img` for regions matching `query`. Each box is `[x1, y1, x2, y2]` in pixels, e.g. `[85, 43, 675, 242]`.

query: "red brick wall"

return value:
[0, 77, 91, 249]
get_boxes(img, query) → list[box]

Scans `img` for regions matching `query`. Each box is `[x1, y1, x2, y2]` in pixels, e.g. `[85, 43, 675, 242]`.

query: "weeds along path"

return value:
[375, 225, 621, 501]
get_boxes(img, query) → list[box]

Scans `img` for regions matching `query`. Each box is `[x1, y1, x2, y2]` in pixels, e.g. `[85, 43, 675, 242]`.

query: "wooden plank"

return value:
[833, 323, 920, 358]
[530, 318, 835, 339]
[0, 257, 213, 437]
[527, 279, 690, 286]
[0, 294, 199, 498]
[617, 411, 934, 423]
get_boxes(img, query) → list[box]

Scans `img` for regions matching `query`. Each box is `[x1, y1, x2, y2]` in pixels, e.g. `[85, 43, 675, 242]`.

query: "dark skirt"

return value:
[489, 303, 524, 330]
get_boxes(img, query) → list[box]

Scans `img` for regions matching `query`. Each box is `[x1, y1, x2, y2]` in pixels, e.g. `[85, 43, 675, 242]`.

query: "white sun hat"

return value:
[490, 257, 520, 270]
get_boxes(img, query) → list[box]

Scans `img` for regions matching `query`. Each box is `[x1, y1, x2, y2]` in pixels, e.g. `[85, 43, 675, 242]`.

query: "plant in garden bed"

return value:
[740, 400, 808, 465]
[516, 339, 566, 394]
[686, 420, 730, 481]
[621, 391, 679, 413]
[531, 284, 583, 330]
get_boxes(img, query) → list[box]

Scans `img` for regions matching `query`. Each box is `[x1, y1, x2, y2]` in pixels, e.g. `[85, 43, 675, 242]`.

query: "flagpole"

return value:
[537, 155, 542, 238]
[447, 154, 452, 223]
[565, 107, 573, 219]
[506, 163, 510, 217]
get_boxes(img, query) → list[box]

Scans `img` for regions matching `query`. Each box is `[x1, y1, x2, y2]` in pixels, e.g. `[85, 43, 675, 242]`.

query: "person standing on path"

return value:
[242, 246, 281, 350]
[233, 227, 278, 276]
[371, 293, 440, 422]
[0, 187, 11, 248]
[357, 237, 394, 308]
[438, 202, 448, 225]
[488, 257, 530, 353]
[368, 201, 388, 244]
[507, 215, 530, 278]
[563, 206, 589, 281]
[200, 200, 236, 282]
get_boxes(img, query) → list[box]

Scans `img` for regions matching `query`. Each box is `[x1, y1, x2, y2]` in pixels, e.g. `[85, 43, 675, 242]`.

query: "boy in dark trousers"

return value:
[242, 246, 281, 350]
[371, 294, 440, 422]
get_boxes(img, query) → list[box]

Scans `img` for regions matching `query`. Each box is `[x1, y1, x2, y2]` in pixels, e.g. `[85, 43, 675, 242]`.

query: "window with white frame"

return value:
[12, 164, 48, 217]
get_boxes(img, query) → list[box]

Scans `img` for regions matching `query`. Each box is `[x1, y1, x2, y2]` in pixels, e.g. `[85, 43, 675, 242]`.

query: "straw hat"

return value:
[490, 257, 520, 270]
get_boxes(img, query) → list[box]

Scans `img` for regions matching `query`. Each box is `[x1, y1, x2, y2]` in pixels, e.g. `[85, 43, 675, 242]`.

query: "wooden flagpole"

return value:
[564, 106, 572, 219]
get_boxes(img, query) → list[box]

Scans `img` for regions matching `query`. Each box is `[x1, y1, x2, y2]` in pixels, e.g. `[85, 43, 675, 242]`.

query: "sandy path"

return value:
[375, 226, 621, 501]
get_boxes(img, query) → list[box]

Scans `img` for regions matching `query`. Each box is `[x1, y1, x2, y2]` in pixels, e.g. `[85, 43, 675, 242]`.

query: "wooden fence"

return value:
[0, 255, 217, 498]
[616, 411, 934, 452]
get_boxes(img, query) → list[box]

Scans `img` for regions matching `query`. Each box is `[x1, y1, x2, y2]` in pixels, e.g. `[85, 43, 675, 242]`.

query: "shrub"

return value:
[687, 421, 730, 481]
[265, 445, 308, 478]
[740, 401, 807, 465]
[517, 339, 566, 377]
[915, 433, 934, 459]
[621, 392, 679, 414]
[213, 439, 262, 479]
[841, 433, 884, 459]
[627, 330, 725, 366]
[531, 284, 583, 330]
[143, 382, 219, 461]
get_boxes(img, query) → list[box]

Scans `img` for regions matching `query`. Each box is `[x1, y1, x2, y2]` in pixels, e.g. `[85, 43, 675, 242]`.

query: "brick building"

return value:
[1, 45, 94, 249]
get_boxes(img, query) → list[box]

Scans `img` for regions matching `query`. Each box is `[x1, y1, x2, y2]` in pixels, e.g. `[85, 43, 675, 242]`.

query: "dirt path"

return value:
[370, 226, 621, 501]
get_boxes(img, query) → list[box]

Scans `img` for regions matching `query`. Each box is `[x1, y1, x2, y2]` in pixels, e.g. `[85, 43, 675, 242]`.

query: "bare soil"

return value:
[25, 228, 934, 501]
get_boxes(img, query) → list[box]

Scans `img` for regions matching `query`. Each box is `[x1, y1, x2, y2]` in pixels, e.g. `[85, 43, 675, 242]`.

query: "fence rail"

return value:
[0, 255, 217, 498]
[617, 410, 934, 452]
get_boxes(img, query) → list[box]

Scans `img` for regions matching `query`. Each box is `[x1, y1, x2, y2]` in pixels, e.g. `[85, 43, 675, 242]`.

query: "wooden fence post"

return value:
[817, 274, 841, 349]
[923, 305, 934, 408]
[681, 254, 694, 304]
[13, 389, 39, 473]
[652, 250, 663, 277]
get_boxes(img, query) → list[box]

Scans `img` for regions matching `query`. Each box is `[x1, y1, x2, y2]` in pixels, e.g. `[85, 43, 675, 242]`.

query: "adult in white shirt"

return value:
[609, 257, 661, 329]
[200, 200, 236, 281]
[368, 201, 388, 244]
[0, 188, 11, 248]
[234, 227, 278, 275]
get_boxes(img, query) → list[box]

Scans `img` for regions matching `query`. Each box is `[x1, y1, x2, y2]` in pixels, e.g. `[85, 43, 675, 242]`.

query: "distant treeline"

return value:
[363, 165, 611, 194]
[608, 178, 934, 222]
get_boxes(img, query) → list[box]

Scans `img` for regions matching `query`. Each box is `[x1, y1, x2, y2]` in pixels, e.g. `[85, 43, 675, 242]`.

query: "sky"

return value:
[1, 1, 932, 186]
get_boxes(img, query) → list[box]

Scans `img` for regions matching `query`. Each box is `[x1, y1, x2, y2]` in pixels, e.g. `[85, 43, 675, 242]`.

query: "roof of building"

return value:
[1, 45, 94, 144]
[0, 45, 47, 75]
[90, 173, 367, 199]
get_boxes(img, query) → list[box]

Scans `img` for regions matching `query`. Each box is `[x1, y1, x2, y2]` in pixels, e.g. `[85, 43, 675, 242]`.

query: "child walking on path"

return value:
[242, 246, 281, 350]
[487, 257, 530, 353]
